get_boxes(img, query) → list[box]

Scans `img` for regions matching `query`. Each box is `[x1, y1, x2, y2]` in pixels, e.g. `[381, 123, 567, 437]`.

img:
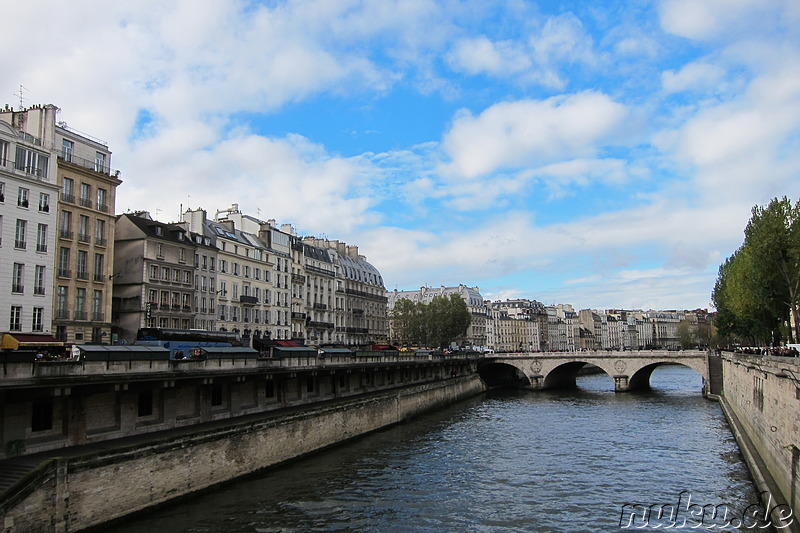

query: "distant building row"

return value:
[387, 287, 713, 351]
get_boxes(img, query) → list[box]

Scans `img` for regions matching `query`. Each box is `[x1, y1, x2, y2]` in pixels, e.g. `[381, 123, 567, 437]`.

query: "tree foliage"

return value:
[712, 197, 800, 345]
[391, 294, 472, 348]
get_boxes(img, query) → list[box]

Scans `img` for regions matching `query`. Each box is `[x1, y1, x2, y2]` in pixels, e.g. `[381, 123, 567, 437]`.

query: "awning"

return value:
[275, 340, 302, 347]
[2, 333, 64, 350]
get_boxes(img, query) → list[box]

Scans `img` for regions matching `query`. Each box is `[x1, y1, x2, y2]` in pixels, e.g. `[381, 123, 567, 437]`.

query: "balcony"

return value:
[14, 240, 26, 249]
[11, 284, 24, 293]
[182, 305, 192, 312]
[59, 152, 110, 175]
[59, 230, 74, 240]
[308, 321, 335, 330]
[92, 312, 105, 322]
[94, 273, 105, 282]
[55, 309, 70, 320]
[61, 193, 75, 204]
[36, 243, 47, 253]
[291, 312, 307, 320]
[34, 286, 46, 295]
[95, 237, 107, 247]
[57, 268, 71, 278]
[97, 203, 109, 213]
[76, 270, 89, 280]
[79, 197, 92, 209]
[74, 311, 88, 321]
[78, 233, 91, 243]
[313, 303, 328, 310]
[240, 295, 258, 305]
[292, 273, 306, 284]
[305, 264, 335, 277]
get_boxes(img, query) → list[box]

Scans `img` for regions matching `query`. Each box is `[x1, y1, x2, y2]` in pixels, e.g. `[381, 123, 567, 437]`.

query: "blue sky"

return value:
[3, 0, 799, 311]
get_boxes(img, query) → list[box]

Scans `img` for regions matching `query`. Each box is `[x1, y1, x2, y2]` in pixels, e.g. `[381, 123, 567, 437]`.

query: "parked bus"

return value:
[134, 328, 242, 359]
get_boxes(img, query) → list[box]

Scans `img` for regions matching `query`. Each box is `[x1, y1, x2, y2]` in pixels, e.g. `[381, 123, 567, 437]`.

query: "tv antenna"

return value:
[13, 85, 27, 109]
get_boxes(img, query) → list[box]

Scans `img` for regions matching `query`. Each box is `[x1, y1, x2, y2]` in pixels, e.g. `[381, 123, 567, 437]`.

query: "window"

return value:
[148, 289, 157, 304]
[95, 218, 106, 245]
[38, 192, 49, 212]
[0, 181, 4, 202]
[15, 219, 26, 249]
[12, 263, 24, 293]
[9, 305, 22, 331]
[34, 265, 45, 295]
[0, 141, 8, 167]
[75, 288, 86, 320]
[183, 270, 191, 284]
[15, 146, 49, 178]
[36, 223, 47, 252]
[32, 307, 43, 332]
[31, 397, 53, 432]
[77, 250, 88, 279]
[62, 177, 74, 202]
[61, 139, 74, 162]
[138, 391, 153, 417]
[179, 248, 185, 263]
[94, 253, 104, 282]
[17, 187, 29, 207]
[56, 287, 68, 319]
[79, 183, 91, 208]
[156, 243, 163, 258]
[58, 248, 70, 277]
[94, 151, 106, 173]
[209, 257, 215, 271]
[60, 211, 72, 239]
[161, 267, 169, 281]
[172, 268, 180, 282]
[78, 215, 89, 242]
[96, 188, 108, 212]
[92, 290, 102, 320]
[149, 264, 158, 279]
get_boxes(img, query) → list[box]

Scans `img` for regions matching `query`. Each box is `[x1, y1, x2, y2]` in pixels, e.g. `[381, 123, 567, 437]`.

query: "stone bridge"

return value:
[478, 350, 710, 392]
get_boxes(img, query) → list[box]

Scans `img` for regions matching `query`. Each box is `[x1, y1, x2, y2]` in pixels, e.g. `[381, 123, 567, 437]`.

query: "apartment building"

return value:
[52, 122, 120, 343]
[112, 213, 204, 343]
[0, 105, 60, 336]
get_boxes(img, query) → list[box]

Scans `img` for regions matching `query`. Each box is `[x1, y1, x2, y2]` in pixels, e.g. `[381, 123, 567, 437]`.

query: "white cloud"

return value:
[440, 92, 628, 179]
[662, 62, 727, 94]
[658, 0, 778, 41]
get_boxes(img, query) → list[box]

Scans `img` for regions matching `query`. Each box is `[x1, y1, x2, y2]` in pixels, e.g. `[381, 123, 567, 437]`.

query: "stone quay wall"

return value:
[718, 353, 800, 532]
[1, 375, 485, 533]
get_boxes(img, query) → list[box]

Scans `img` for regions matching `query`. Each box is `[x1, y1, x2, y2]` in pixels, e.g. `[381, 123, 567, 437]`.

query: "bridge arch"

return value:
[477, 361, 531, 388]
[542, 361, 613, 389]
[627, 361, 707, 392]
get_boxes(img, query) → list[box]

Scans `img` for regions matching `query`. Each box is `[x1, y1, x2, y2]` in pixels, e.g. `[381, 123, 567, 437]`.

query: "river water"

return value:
[108, 365, 771, 532]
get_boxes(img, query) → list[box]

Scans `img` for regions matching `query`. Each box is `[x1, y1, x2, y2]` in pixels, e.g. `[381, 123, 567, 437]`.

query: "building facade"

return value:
[0, 105, 60, 336]
[52, 122, 120, 343]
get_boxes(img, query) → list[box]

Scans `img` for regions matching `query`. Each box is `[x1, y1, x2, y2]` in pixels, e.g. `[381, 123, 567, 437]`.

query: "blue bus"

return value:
[135, 328, 242, 359]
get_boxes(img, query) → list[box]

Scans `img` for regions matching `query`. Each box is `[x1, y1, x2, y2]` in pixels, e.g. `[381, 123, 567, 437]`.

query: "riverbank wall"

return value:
[717, 353, 799, 532]
[0, 375, 485, 533]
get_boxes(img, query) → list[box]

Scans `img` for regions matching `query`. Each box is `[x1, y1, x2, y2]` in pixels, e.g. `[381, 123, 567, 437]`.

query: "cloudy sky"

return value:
[3, 0, 799, 311]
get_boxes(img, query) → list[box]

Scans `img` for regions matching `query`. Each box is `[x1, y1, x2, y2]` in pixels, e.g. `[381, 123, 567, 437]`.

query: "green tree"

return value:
[676, 321, 695, 349]
[390, 294, 472, 349]
[712, 196, 800, 345]
[744, 197, 800, 343]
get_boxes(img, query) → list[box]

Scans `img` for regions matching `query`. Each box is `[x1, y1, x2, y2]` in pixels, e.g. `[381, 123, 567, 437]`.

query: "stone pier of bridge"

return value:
[479, 350, 711, 393]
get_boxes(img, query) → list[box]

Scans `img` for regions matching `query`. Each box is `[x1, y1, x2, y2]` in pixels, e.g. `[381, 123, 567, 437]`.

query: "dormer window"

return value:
[154, 226, 163, 236]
